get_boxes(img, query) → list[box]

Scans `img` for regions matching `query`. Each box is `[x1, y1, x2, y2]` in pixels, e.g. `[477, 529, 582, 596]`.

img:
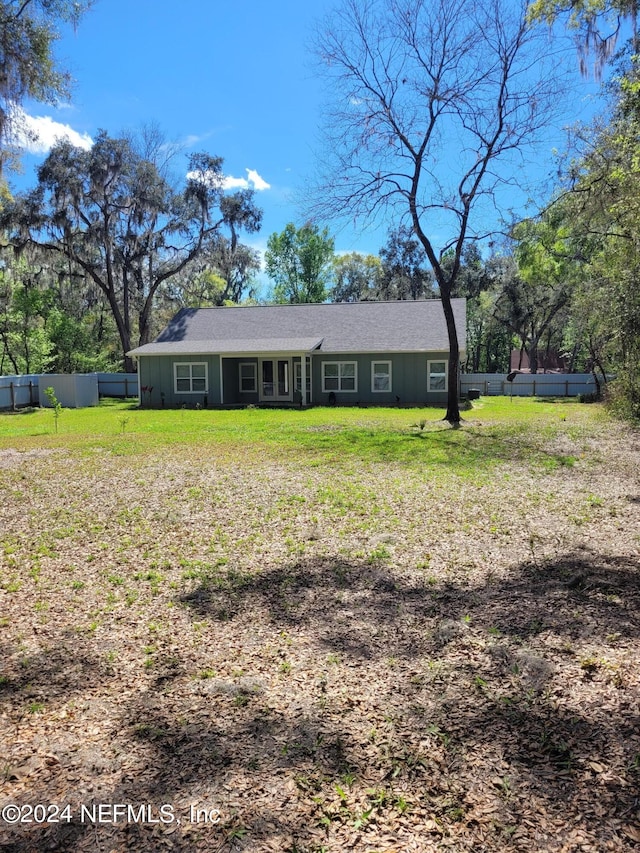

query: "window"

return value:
[371, 360, 392, 392]
[427, 359, 447, 391]
[174, 362, 208, 393]
[322, 361, 357, 392]
[239, 362, 257, 393]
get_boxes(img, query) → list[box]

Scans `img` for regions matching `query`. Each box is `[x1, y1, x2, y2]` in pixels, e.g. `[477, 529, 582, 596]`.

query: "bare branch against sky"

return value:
[308, 0, 570, 422]
[309, 0, 568, 246]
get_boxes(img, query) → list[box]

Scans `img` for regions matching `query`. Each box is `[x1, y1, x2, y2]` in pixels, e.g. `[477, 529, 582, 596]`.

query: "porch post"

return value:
[300, 353, 307, 406]
[219, 357, 224, 405]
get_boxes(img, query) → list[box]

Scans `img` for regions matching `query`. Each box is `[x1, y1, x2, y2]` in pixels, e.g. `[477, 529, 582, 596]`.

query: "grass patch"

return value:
[0, 397, 604, 474]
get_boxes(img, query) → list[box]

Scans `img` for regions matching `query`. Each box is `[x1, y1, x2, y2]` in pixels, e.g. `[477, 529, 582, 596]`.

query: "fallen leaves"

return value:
[1, 412, 640, 851]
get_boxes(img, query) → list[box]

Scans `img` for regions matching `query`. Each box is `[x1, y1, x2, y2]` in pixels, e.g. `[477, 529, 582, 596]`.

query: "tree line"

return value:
[0, 195, 589, 384]
[0, 0, 638, 422]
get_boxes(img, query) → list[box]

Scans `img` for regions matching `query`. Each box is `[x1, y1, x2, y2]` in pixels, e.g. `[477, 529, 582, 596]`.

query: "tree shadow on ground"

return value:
[403, 421, 583, 470]
[180, 555, 433, 661]
[3, 546, 639, 851]
[0, 632, 110, 703]
[178, 547, 640, 651]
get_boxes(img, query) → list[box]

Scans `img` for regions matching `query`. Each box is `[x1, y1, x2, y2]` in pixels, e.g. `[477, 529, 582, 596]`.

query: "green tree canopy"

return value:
[331, 251, 382, 302]
[527, 0, 639, 76]
[497, 215, 576, 374]
[545, 63, 640, 413]
[1, 131, 262, 370]
[0, 244, 118, 374]
[0, 0, 93, 183]
[265, 222, 334, 304]
[378, 226, 434, 301]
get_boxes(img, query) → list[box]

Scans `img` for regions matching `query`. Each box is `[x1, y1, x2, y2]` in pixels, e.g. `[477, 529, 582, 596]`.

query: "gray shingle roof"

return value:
[127, 299, 465, 357]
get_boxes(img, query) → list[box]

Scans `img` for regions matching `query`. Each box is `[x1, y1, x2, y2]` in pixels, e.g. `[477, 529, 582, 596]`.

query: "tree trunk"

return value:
[101, 286, 133, 373]
[441, 294, 461, 424]
[138, 301, 153, 348]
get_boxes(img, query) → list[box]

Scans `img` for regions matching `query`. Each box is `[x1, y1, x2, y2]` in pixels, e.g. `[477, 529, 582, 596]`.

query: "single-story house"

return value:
[127, 299, 466, 408]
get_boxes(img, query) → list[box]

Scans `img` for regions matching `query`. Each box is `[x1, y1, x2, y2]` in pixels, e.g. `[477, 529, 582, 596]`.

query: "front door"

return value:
[260, 359, 291, 402]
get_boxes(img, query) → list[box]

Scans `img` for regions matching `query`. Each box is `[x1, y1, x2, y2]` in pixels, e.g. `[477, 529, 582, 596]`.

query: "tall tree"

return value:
[379, 226, 434, 300]
[499, 215, 575, 374]
[0, 244, 117, 374]
[0, 257, 52, 373]
[465, 284, 513, 373]
[311, 0, 563, 422]
[2, 131, 262, 370]
[265, 222, 335, 303]
[331, 251, 383, 302]
[0, 0, 92, 184]
[550, 64, 640, 415]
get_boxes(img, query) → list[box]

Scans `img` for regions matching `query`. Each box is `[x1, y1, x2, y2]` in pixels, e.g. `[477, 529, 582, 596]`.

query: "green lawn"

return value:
[0, 396, 607, 472]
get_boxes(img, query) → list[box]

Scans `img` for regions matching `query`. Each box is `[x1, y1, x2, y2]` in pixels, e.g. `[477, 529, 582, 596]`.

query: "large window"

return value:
[322, 361, 357, 392]
[174, 362, 208, 394]
[427, 359, 447, 392]
[371, 360, 392, 393]
[239, 362, 257, 393]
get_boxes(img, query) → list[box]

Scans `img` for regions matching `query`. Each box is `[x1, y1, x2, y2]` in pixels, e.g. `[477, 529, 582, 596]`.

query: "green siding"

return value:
[138, 355, 221, 408]
[310, 352, 449, 405]
[222, 358, 259, 405]
[137, 351, 451, 408]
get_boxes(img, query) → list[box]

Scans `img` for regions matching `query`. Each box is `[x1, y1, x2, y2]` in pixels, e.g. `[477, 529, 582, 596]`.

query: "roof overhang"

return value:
[128, 337, 324, 358]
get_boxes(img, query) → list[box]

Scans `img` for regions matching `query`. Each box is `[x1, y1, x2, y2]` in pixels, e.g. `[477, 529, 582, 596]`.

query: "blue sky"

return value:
[13, 0, 606, 268]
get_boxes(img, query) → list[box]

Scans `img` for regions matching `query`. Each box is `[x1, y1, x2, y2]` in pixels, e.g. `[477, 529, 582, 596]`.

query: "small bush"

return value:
[605, 374, 640, 423]
[44, 387, 62, 433]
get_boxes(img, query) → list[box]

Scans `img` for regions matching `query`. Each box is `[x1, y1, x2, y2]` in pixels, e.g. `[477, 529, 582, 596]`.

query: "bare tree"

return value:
[311, 0, 566, 422]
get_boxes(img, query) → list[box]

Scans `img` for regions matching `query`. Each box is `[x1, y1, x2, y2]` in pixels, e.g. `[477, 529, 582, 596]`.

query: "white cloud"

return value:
[188, 167, 271, 192]
[221, 174, 252, 190]
[245, 169, 270, 191]
[10, 107, 93, 153]
[183, 134, 203, 147]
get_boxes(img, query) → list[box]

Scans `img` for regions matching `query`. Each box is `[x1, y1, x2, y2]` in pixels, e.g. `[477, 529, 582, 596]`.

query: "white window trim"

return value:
[371, 360, 392, 393]
[427, 359, 448, 392]
[322, 361, 358, 393]
[174, 361, 209, 394]
[239, 362, 257, 393]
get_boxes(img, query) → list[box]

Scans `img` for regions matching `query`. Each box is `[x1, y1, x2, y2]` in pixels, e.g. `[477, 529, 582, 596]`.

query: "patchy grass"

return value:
[0, 396, 609, 470]
[0, 398, 639, 852]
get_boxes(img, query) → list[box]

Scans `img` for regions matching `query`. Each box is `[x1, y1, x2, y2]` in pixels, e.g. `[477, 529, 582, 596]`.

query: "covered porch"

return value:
[218, 338, 321, 406]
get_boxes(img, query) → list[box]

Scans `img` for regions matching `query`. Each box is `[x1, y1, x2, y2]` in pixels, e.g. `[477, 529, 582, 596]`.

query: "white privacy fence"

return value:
[0, 373, 138, 410]
[460, 373, 599, 397]
[0, 371, 601, 409]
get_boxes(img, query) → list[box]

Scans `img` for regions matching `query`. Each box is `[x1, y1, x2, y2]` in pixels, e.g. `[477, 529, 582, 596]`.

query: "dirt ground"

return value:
[1, 413, 639, 852]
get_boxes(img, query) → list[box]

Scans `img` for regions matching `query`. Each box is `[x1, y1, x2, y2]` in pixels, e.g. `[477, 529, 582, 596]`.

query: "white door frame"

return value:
[259, 358, 292, 402]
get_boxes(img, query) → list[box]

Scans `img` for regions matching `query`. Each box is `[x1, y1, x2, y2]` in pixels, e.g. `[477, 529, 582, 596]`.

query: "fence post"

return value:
[533, 380, 536, 396]
[9, 381, 15, 411]
[565, 380, 569, 397]
[29, 381, 34, 406]
[125, 377, 129, 398]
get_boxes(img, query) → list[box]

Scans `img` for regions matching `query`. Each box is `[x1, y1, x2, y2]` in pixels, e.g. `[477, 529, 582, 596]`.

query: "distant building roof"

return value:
[128, 299, 466, 357]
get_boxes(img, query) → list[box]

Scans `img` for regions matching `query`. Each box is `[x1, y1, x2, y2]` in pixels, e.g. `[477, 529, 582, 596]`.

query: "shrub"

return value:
[605, 373, 640, 423]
